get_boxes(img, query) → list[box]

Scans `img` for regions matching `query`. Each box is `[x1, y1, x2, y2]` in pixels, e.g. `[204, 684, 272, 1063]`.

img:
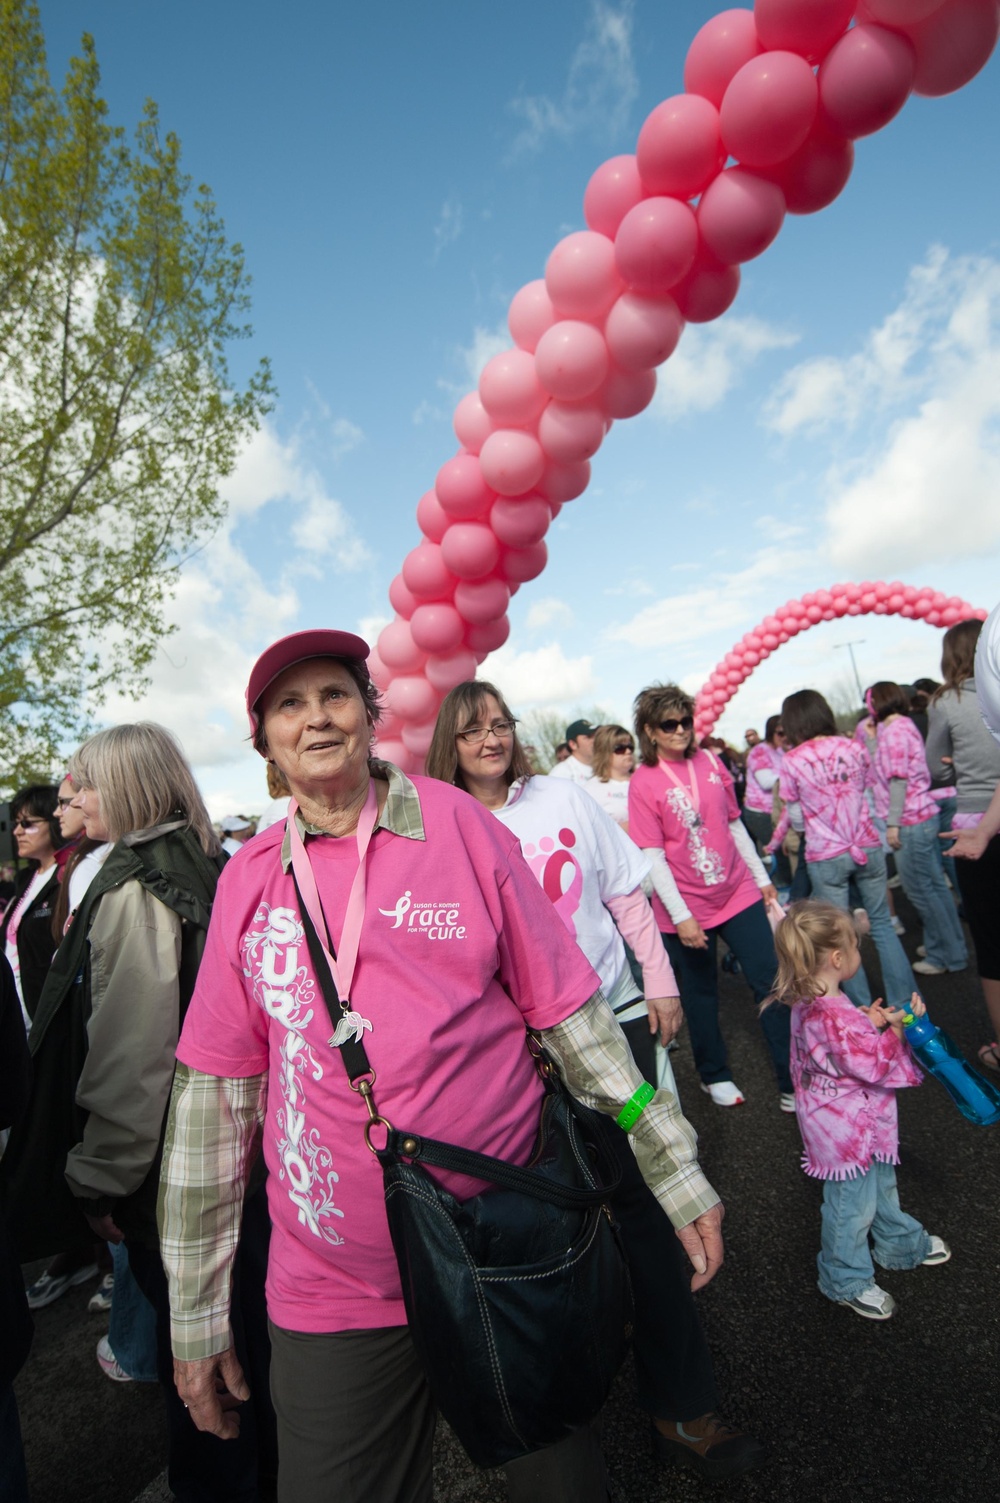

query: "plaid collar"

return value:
[279, 759, 425, 871]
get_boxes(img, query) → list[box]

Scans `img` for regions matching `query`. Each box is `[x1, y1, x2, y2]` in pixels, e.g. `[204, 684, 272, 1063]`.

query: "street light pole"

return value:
[835, 640, 867, 705]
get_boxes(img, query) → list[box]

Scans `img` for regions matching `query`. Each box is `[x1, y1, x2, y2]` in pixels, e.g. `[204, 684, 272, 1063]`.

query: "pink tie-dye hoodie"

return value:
[789, 991, 923, 1180]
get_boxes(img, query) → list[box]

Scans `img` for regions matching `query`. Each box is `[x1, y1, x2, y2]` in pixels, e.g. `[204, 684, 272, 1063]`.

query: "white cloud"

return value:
[432, 196, 463, 260]
[525, 596, 574, 630]
[654, 317, 798, 422]
[479, 640, 596, 705]
[457, 322, 510, 387]
[507, 1, 638, 156]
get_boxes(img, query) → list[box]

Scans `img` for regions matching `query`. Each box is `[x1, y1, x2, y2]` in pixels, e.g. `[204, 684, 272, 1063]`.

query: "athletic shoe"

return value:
[913, 959, 947, 976]
[652, 1412, 769, 1482]
[890, 916, 906, 936]
[838, 1284, 895, 1320]
[96, 1335, 133, 1383]
[25, 1262, 98, 1310]
[88, 1272, 115, 1314]
[700, 1080, 745, 1106]
[779, 1092, 796, 1113]
[921, 1236, 952, 1266]
[853, 908, 871, 937]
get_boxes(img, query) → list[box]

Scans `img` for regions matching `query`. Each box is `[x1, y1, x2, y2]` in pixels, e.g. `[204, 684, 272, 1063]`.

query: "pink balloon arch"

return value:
[368, 0, 1000, 773]
[693, 581, 988, 736]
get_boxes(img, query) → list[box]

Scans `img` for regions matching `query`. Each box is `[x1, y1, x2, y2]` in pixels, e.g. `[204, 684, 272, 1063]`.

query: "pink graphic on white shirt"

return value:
[521, 827, 584, 931]
[242, 902, 346, 1246]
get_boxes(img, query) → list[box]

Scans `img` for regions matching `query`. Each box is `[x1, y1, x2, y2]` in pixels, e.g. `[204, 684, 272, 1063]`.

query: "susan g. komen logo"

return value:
[378, 890, 467, 940]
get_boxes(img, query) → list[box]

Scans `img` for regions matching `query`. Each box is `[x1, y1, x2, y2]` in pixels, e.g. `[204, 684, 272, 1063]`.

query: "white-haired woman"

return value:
[0, 724, 275, 1503]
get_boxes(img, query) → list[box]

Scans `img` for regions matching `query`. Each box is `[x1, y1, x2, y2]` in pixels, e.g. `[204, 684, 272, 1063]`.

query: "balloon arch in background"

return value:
[692, 581, 987, 736]
[368, 0, 1000, 772]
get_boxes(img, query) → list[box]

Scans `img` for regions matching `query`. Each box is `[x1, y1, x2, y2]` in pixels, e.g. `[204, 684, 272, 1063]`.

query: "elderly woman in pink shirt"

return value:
[778, 690, 918, 1010]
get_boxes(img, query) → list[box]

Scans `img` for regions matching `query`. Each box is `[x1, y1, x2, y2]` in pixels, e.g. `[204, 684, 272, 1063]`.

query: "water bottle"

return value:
[902, 1012, 1000, 1126]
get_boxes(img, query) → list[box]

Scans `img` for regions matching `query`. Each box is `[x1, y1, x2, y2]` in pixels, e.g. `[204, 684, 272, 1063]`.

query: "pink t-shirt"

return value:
[177, 774, 599, 1336]
[876, 717, 938, 826]
[627, 751, 761, 933]
[743, 742, 783, 814]
[779, 737, 879, 864]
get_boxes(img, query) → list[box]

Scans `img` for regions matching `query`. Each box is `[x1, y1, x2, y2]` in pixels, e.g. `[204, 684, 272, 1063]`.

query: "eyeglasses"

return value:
[613, 743, 634, 755]
[657, 716, 694, 734]
[456, 719, 517, 745]
[56, 796, 74, 808]
[13, 818, 45, 832]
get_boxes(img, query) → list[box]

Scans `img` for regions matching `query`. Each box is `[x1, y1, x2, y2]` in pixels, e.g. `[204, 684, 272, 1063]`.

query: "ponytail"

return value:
[769, 900, 858, 1007]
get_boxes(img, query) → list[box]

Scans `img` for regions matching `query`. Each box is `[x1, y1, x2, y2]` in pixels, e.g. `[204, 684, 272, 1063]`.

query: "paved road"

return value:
[15, 892, 999, 1502]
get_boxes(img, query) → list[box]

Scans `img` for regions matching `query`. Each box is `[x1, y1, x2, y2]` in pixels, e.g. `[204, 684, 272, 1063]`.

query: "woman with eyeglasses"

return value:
[0, 785, 69, 1031]
[584, 724, 635, 832]
[627, 685, 793, 1111]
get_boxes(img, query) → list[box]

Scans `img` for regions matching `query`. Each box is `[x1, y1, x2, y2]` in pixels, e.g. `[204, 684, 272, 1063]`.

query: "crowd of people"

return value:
[1, 613, 998, 1503]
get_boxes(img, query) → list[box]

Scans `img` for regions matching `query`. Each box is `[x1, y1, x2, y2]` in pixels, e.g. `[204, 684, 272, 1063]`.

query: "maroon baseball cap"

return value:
[245, 629, 371, 736]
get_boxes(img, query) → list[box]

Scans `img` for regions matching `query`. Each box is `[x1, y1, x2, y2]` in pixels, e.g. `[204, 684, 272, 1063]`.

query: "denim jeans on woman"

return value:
[806, 847, 917, 1008]
[817, 1160, 930, 1303]
[895, 814, 968, 972]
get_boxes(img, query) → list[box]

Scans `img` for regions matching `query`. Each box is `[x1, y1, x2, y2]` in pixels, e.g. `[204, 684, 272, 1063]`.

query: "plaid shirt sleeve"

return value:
[538, 992, 721, 1230]
[157, 1063, 267, 1362]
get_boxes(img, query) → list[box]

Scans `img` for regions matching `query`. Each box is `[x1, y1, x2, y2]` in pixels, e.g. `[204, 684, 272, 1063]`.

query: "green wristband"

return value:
[616, 1082, 655, 1132]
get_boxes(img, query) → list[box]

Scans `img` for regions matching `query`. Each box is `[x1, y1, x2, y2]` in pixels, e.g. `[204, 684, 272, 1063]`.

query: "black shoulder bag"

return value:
[293, 877, 634, 1469]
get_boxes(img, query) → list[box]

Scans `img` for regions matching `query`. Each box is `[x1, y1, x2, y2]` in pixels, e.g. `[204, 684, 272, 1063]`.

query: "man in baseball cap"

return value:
[548, 718, 598, 784]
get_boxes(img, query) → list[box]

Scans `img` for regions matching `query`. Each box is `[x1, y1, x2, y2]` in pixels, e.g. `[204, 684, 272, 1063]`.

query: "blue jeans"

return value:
[896, 815, 968, 971]
[817, 1161, 930, 1302]
[935, 794, 960, 894]
[663, 899, 792, 1093]
[807, 847, 918, 1008]
[109, 1240, 158, 1382]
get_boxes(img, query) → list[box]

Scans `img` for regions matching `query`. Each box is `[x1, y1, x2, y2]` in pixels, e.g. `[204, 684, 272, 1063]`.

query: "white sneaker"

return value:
[916, 945, 927, 958]
[96, 1335, 132, 1383]
[913, 959, 947, 976]
[700, 1080, 745, 1106]
[890, 916, 905, 936]
[779, 1092, 796, 1113]
[853, 908, 871, 937]
[839, 1284, 896, 1320]
[922, 1236, 952, 1266]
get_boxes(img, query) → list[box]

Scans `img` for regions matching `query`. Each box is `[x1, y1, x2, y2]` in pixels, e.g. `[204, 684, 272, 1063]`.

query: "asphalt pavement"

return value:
[15, 888, 1000, 1503]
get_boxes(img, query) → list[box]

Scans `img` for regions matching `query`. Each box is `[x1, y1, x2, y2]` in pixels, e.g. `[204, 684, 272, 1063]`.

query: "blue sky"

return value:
[39, 1, 1000, 815]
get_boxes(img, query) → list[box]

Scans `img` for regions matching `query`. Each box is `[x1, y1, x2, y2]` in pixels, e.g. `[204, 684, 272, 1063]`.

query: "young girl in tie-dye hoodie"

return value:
[769, 901, 951, 1321]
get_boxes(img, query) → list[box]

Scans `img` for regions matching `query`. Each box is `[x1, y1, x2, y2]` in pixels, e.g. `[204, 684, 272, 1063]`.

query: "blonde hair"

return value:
[266, 761, 289, 800]
[68, 723, 220, 856]
[592, 724, 633, 782]
[770, 900, 858, 1006]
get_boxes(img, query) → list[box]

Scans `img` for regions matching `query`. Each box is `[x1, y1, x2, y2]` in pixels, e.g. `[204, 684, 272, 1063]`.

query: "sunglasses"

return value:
[613, 743, 634, 755]
[657, 716, 694, 734]
[13, 818, 45, 832]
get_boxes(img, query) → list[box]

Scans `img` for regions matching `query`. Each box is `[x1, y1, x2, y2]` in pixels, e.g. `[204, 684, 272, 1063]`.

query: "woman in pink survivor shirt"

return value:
[778, 690, 919, 1010]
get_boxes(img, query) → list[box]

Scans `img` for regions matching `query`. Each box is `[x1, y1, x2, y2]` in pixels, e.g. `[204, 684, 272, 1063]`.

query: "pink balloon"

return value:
[366, 647, 391, 690]
[684, 9, 763, 108]
[545, 231, 623, 321]
[614, 198, 699, 296]
[388, 572, 418, 619]
[720, 52, 818, 168]
[538, 402, 606, 464]
[605, 292, 684, 371]
[508, 279, 557, 353]
[584, 155, 645, 239]
[819, 24, 916, 136]
[759, 122, 854, 213]
[671, 250, 741, 321]
[479, 348, 549, 428]
[905, 0, 1000, 96]
[599, 364, 658, 419]
[378, 617, 426, 673]
[415, 488, 450, 543]
[754, 0, 856, 59]
[489, 496, 551, 547]
[435, 453, 494, 520]
[374, 738, 414, 771]
[858, 0, 946, 18]
[499, 541, 548, 584]
[478, 429, 546, 496]
[424, 648, 480, 692]
[698, 168, 786, 263]
[410, 602, 465, 654]
[440, 522, 501, 580]
[452, 392, 493, 454]
[535, 320, 610, 401]
[454, 576, 511, 623]
[402, 542, 457, 601]
[383, 675, 440, 725]
[536, 459, 591, 503]
[465, 614, 510, 655]
[636, 94, 726, 199]
[400, 720, 438, 757]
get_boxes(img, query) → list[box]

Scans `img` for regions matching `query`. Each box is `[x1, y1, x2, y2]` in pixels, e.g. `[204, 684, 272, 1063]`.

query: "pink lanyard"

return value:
[658, 755, 702, 816]
[287, 779, 379, 1008]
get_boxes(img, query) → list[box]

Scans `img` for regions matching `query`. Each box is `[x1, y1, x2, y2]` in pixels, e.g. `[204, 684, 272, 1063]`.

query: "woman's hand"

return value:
[676, 918, 708, 949]
[887, 825, 902, 851]
[85, 1212, 124, 1245]
[942, 825, 988, 860]
[174, 1349, 250, 1440]
[675, 1202, 724, 1291]
[759, 883, 778, 907]
[647, 996, 682, 1045]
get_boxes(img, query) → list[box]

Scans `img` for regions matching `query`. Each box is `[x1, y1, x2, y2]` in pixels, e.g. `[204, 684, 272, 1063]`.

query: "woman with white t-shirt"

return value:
[584, 724, 635, 831]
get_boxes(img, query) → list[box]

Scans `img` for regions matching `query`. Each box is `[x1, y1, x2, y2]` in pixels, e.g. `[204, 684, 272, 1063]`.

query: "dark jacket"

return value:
[0, 954, 33, 1387]
[0, 864, 60, 1020]
[0, 826, 223, 1260]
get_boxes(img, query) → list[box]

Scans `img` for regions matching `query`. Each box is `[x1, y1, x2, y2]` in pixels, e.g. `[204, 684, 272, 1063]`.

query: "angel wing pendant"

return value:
[329, 1009, 374, 1048]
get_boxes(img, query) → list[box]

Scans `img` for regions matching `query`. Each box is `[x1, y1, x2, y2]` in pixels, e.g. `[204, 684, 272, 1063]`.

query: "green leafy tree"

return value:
[0, 0, 273, 787]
